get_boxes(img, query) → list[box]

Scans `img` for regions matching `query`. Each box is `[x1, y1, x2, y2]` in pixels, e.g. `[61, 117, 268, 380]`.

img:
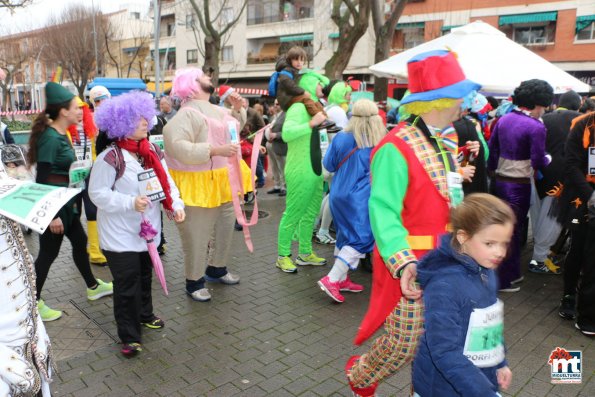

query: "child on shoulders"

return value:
[413, 193, 514, 397]
[275, 46, 336, 131]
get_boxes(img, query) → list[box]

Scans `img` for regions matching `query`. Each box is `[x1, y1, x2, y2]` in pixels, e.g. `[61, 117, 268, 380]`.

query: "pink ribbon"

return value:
[227, 124, 267, 252]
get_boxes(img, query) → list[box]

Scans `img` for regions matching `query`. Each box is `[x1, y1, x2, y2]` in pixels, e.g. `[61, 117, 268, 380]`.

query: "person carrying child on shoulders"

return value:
[275, 46, 339, 133]
[412, 193, 514, 397]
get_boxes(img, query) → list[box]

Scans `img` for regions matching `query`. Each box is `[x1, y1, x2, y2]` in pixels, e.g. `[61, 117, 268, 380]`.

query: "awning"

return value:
[150, 48, 176, 56]
[328, 32, 339, 39]
[396, 22, 425, 30]
[499, 11, 557, 26]
[280, 34, 314, 43]
[146, 81, 172, 93]
[441, 25, 462, 32]
[576, 15, 595, 33]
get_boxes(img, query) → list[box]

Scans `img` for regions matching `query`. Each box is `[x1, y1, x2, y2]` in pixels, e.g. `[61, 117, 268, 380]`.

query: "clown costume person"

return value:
[164, 68, 248, 303]
[317, 99, 386, 303]
[345, 50, 480, 396]
[89, 91, 185, 356]
[275, 70, 330, 273]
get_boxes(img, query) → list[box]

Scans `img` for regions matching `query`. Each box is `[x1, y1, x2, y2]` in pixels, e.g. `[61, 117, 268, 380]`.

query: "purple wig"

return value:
[94, 91, 157, 140]
[171, 67, 203, 103]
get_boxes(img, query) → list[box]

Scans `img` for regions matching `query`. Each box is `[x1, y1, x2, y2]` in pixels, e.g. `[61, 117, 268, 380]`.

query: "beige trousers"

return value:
[178, 203, 235, 280]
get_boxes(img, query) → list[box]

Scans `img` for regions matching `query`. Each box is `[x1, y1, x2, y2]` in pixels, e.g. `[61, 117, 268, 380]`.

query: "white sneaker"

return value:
[204, 272, 240, 285]
[187, 288, 211, 302]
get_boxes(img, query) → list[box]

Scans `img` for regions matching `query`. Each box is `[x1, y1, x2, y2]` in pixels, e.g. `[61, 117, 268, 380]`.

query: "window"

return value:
[167, 22, 176, 36]
[403, 28, 425, 49]
[577, 22, 595, 41]
[513, 25, 548, 44]
[130, 12, 140, 20]
[186, 13, 195, 29]
[222, 7, 234, 24]
[221, 46, 233, 63]
[187, 49, 198, 64]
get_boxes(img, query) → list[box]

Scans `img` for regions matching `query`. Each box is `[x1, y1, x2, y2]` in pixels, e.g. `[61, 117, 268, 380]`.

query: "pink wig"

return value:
[94, 91, 157, 140]
[171, 67, 204, 102]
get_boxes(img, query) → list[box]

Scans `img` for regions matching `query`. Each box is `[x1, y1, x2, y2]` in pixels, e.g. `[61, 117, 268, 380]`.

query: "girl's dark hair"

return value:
[28, 100, 72, 165]
[286, 46, 307, 63]
[450, 193, 516, 250]
[512, 79, 554, 109]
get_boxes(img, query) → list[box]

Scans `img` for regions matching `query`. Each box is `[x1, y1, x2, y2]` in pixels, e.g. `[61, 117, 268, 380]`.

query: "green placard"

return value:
[0, 183, 55, 219]
[466, 323, 504, 352]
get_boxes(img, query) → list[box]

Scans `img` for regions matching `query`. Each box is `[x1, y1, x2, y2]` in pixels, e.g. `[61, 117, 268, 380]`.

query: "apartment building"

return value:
[103, 8, 153, 80]
[148, 0, 594, 95]
[148, 0, 376, 94]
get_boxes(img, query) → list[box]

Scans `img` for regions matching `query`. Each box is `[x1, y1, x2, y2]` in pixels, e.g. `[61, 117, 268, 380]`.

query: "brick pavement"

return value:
[24, 192, 594, 396]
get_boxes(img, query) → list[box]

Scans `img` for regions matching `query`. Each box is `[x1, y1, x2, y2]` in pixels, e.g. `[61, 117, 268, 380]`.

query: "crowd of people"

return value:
[1, 45, 595, 396]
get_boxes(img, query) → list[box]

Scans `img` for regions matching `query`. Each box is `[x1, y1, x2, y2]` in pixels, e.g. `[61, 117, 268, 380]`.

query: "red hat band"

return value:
[408, 52, 466, 94]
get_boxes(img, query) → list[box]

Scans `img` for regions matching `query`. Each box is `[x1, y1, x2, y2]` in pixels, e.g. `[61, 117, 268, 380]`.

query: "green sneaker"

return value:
[87, 278, 114, 301]
[276, 256, 297, 273]
[37, 299, 62, 322]
[296, 252, 327, 266]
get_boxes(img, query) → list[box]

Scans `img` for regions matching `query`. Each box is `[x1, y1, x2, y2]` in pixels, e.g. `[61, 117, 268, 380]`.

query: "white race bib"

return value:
[588, 147, 595, 176]
[68, 159, 92, 188]
[138, 168, 165, 202]
[149, 135, 165, 152]
[446, 171, 464, 207]
[228, 121, 239, 144]
[463, 299, 505, 368]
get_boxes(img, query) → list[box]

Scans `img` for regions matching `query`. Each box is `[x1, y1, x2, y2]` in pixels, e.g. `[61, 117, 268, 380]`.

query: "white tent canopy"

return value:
[369, 21, 592, 94]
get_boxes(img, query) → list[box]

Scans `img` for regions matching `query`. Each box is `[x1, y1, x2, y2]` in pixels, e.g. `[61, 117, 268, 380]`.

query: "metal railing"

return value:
[247, 9, 312, 26]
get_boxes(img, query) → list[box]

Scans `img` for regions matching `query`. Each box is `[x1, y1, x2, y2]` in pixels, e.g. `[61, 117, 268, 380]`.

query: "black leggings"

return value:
[35, 216, 97, 299]
[103, 250, 155, 344]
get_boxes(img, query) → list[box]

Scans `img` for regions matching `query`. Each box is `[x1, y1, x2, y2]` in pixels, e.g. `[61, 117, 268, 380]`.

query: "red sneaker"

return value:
[339, 276, 364, 293]
[345, 355, 378, 396]
[317, 276, 344, 303]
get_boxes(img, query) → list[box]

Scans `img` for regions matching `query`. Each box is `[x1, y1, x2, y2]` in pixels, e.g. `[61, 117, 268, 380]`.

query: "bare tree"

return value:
[324, 0, 371, 80]
[0, 0, 33, 10]
[372, 0, 408, 101]
[187, 0, 247, 84]
[41, 5, 106, 98]
[0, 37, 34, 111]
[104, 16, 152, 78]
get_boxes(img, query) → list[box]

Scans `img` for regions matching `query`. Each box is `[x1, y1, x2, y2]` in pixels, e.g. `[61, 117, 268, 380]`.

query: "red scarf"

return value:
[116, 138, 174, 212]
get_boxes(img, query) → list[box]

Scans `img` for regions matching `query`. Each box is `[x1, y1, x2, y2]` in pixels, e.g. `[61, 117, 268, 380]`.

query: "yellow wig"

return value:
[402, 98, 459, 116]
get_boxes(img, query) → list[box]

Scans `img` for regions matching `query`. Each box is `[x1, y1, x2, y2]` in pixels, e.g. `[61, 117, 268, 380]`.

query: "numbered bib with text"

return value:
[69, 159, 92, 188]
[138, 168, 165, 202]
[447, 171, 464, 207]
[149, 135, 165, 151]
[463, 299, 505, 368]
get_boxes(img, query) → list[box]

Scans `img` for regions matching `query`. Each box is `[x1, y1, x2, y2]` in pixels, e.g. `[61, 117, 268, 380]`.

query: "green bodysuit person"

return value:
[276, 70, 330, 273]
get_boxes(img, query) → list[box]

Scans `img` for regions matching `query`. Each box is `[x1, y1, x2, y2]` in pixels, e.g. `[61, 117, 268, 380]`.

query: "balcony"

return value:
[247, 1, 313, 26]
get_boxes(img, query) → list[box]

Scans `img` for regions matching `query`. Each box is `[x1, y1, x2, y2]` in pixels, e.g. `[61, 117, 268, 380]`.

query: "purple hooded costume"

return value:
[488, 110, 550, 288]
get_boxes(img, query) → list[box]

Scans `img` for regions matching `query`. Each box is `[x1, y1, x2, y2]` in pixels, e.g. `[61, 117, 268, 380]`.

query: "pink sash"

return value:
[180, 104, 264, 252]
[227, 124, 266, 252]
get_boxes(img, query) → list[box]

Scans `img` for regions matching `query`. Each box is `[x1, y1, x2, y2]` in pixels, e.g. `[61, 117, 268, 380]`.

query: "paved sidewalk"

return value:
[25, 192, 594, 396]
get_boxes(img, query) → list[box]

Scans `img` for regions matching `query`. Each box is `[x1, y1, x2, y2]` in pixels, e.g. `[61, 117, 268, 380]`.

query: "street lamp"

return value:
[33, 43, 46, 110]
[152, 0, 161, 99]
[6, 64, 14, 112]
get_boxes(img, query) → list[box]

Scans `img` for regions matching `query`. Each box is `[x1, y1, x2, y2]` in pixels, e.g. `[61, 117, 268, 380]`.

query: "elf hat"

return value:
[218, 85, 234, 103]
[400, 50, 480, 105]
[45, 82, 75, 105]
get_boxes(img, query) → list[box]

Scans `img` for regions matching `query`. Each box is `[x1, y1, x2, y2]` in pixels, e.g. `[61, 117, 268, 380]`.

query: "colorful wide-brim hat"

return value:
[400, 50, 481, 105]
